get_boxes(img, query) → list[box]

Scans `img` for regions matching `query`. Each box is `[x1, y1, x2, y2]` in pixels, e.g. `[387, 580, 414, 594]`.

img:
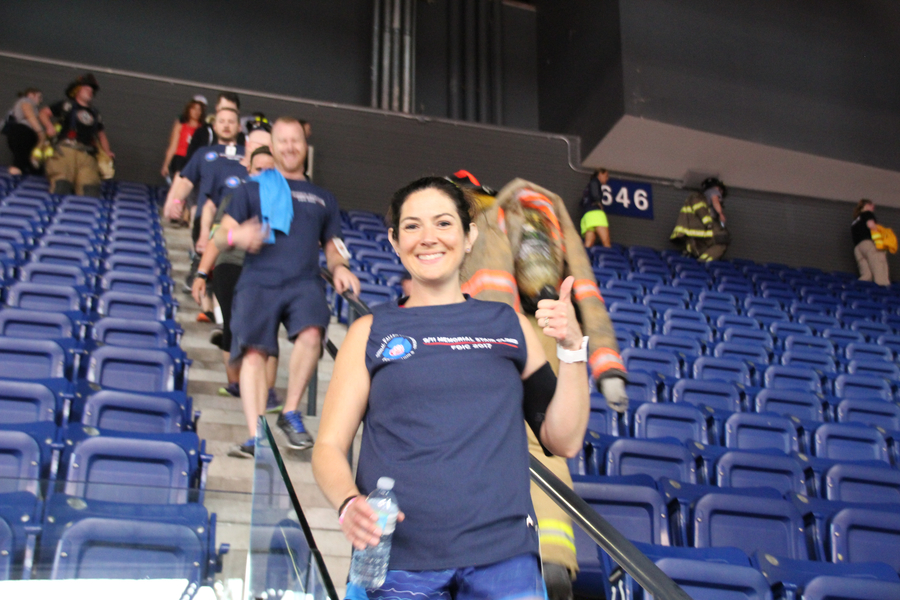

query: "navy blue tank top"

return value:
[358, 296, 539, 571]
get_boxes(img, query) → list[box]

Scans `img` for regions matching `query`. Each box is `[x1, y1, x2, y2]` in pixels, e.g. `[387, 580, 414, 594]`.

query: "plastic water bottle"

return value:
[348, 477, 400, 590]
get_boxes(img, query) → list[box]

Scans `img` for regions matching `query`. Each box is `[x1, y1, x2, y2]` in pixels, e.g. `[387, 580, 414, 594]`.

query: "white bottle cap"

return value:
[376, 477, 395, 490]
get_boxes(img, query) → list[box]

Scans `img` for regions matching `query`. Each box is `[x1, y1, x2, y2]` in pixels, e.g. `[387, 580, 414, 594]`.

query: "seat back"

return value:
[633, 403, 708, 444]
[835, 399, 900, 432]
[99, 271, 165, 296]
[86, 346, 176, 393]
[0, 430, 41, 494]
[572, 479, 669, 545]
[714, 341, 769, 365]
[0, 338, 67, 380]
[692, 493, 807, 560]
[693, 357, 752, 386]
[653, 558, 773, 600]
[0, 380, 58, 424]
[672, 379, 741, 413]
[829, 508, 900, 571]
[92, 318, 171, 349]
[764, 365, 822, 394]
[814, 424, 890, 464]
[64, 434, 192, 504]
[96, 291, 169, 322]
[0, 308, 75, 340]
[81, 390, 187, 434]
[50, 517, 204, 581]
[622, 348, 681, 378]
[606, 438, 697, 483]
[19, 263, 89, 288]
[781, 350, 837, 374]
[847, 359, 900, 381]
[784, 334, 834, 356]
[833, 374, 892, 401]
[824, 464, 900, 505]
[724, 413, 798, 454]
[845, 342, 893, 362]
[801, 576, 900, 600]
[754, 388, 825, 423]
[716, 451, 806, 496]
[6, 282, 83, 313]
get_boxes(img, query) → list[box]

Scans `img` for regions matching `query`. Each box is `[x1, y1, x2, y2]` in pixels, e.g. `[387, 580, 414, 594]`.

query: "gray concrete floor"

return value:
[164, 221, 354, 598]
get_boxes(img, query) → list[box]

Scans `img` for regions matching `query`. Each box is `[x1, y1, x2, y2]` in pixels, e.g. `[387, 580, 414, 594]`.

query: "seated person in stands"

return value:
[580, 168, 612, 248]
[670, 177, 729, 262]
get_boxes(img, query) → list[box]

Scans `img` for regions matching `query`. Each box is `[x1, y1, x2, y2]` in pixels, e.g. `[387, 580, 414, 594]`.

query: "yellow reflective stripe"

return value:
[539, 533, 577, 553]
[671, 226, 713, 238]
[700, 216, 713, 225]
[540, 518, 575, 537]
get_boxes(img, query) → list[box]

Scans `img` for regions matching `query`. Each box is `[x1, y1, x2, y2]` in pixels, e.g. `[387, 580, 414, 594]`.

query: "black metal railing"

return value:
[317, 269, 691, 600]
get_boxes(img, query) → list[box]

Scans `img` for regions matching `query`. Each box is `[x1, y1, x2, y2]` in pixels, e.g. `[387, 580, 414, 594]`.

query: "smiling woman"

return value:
[312, 177, 590, 600]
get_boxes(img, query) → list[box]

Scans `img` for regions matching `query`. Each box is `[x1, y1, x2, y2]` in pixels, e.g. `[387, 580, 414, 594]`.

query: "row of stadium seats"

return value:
[0, 173, 225, 584]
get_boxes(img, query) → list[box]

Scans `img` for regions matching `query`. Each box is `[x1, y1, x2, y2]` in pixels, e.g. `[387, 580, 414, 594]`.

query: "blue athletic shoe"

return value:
[277, 410, 314, 450]
[218, 382, 240, 397]
[227, 437, 255, 459]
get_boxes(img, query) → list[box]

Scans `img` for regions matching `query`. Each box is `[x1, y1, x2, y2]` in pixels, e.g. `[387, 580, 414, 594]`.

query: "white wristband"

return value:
[557, 336, 589, 364]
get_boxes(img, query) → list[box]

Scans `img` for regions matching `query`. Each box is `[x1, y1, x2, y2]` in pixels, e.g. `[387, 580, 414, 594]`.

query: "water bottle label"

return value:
[378, 510, 398, 535]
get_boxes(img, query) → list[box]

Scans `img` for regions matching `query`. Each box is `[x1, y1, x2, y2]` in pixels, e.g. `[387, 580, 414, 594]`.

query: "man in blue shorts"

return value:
[216, 117, 360, 451]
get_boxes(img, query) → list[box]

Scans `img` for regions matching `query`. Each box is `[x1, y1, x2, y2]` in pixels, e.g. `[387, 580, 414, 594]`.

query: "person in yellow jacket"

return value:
[670, 177, 729, 262]
[453, 171, 628, 600]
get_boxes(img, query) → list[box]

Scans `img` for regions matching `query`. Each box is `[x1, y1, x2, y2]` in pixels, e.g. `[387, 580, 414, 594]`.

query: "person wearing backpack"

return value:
[851, 198, 890, 286]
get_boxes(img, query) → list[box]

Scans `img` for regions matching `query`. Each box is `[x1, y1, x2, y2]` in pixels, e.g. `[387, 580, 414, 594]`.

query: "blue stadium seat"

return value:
[0, 380, 61, 424]
[721, 327, 775, 352]
[802, 576, 900, 600]
[61, 427, 203, 504]
[851, 320, 892, 341]
[714, 341, 769, 366]
[764, 365, 823, 394]
[651, 285, 690, 304]
[662, 308, 707, 324]
[599, 287, 635, 306]
[813, 424, 890, 464]
[829, 508, 900, 571]
[30, 247, 97, 271]
[770, 321, 813, 344]
[653, 557, 772, 600]
[354, 249, 399, 265]
[823, 328, 866, 351]
[647, 334, 703, 359]
[622, 348, 681, 378]
[0, 308, 79, 340]
[754, 388, 826, 423]
[784, 334, 835, 356]
[723, 413, 799, 454]
[643, 293, 686, 315]
[91, 317, 180, 349]
[744, 296, 783, 313]
[610, 313, 653, 338]
[693, 356, 752, 387]
[835, 398, 900, 432]
[823, 463, 900, 505]
[605, 438, 697, 482]
[0, 491, 41, 580]
[105, 254, 166, 277]
[876, 334, 900, 357]
[5, 282, 88, 313]
[80, 390, 192, 434]
[691, 492, 808, 560]
[662, 319, 714, 343]
[19, 263, 91, 288]
[86, 346, 186, 393]
[847, 358, 900, 381]
[715, 450, 806, 496]
[672, 379, 742, 413]
[39, 234, 97, 253]
[672, 278, 708, 296]
[716, 314, 760, 331]
[99, 271, 169, 296]
[96, 290, 175, 321]
[798, 314, 840, 334]
[0, 337, 71, 381]
[698, 290, 738, 306]
[746, 307, 790, 327]
[834, 374, 892, 401]
[698, 300, 738, 322]
[368, 262, 408, 282]
[0, 428, 43, 494]
[632, 402, 708, 444]
[572, 476, 669, 545]
[781, 350, 837, 374]
[622, 371, 659, 405]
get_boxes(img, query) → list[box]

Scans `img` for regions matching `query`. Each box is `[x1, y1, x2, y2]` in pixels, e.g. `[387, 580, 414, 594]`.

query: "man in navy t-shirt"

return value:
[216, 117, 360, 452]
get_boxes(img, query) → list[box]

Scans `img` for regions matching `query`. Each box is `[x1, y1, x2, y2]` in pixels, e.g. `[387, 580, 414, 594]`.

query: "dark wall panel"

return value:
[2, 54, 896, 282]
[619, 0, 900, 171]
[499, 3, 538, 129]
[535, 0, 624, 152]
[0, 0, 374, 106]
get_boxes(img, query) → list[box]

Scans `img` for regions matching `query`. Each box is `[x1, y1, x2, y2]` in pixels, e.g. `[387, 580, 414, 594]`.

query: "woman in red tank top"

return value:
[160, 97, 206, 179]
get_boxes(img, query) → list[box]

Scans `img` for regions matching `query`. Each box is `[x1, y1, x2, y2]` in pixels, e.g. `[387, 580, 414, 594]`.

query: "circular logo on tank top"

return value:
[376, 334, 417, 361]
[225, 176, 241, 188]
[205, 151, 217, 162]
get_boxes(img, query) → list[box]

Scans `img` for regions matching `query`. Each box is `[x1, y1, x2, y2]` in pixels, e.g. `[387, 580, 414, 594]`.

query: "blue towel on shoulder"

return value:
[252, 168, 293, 244]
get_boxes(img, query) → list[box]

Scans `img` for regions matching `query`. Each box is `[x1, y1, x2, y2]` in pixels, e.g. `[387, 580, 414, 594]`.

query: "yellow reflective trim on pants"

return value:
[701, 216, 713, 225]
[539, 518, 576, 553]
[671, 226, 713, 238]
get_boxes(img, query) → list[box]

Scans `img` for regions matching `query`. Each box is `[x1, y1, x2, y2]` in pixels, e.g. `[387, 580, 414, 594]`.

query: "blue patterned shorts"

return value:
[346, 553, 547, 600]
